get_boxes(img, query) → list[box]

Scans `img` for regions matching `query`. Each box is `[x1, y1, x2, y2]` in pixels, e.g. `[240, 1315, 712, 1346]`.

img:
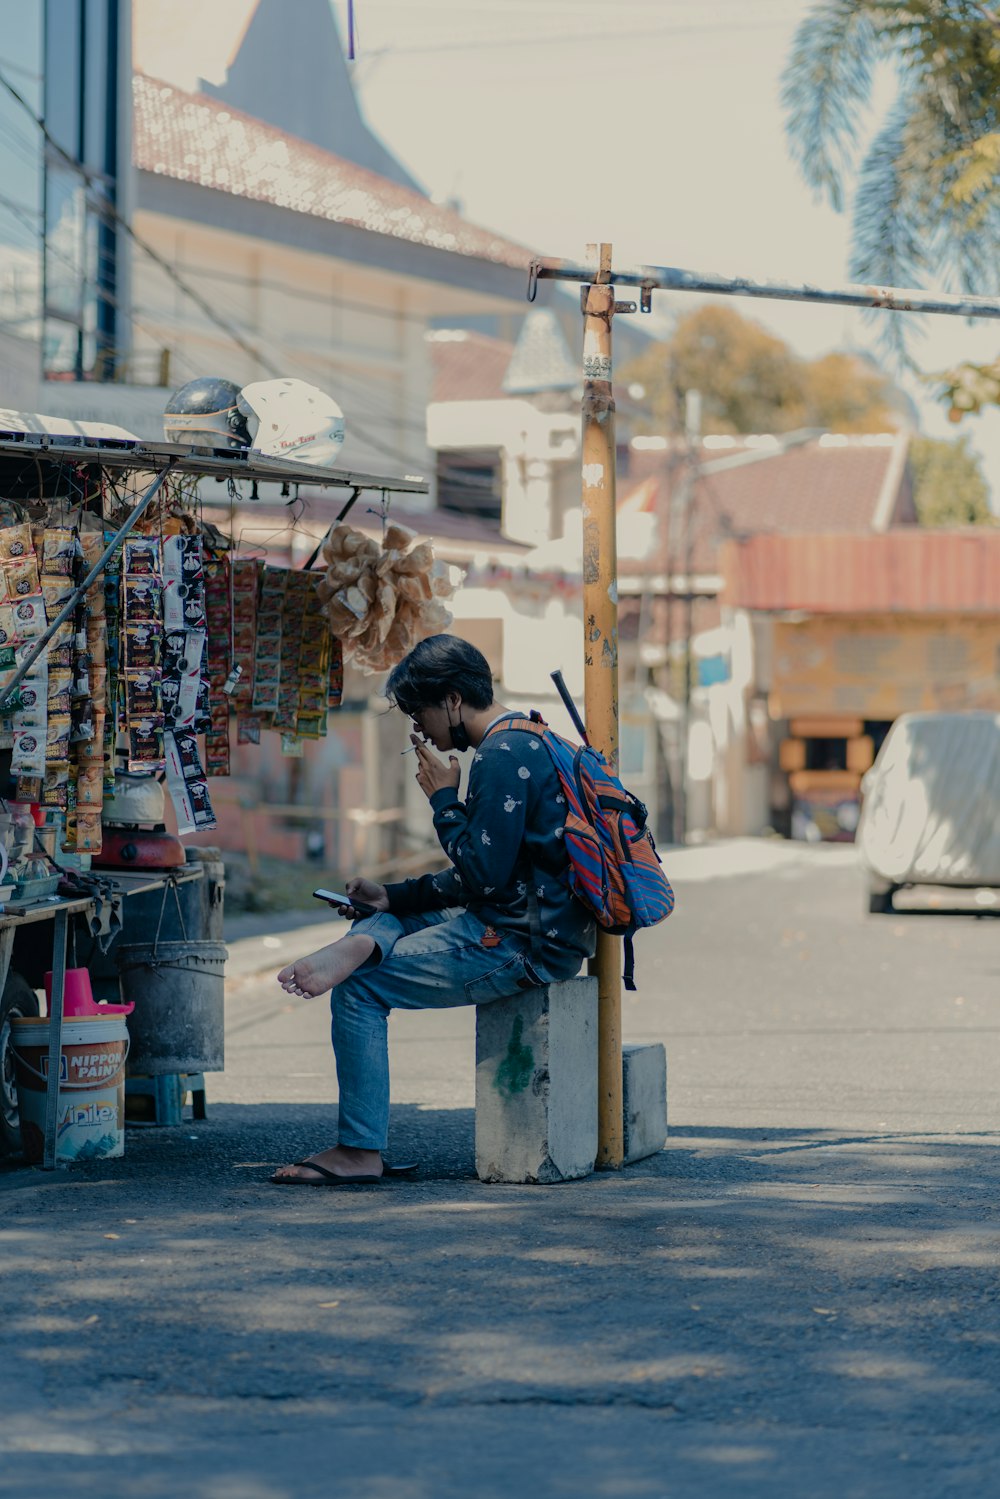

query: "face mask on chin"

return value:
[447, 705, 471, 753]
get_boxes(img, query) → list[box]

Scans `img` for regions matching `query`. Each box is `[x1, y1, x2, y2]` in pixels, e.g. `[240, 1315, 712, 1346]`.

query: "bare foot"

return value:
[270, 1145, 383, 1184]
[277, 933, 376, 997]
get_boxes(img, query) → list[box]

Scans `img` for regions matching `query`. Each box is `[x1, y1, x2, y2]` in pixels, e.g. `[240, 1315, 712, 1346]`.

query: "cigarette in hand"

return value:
[401, 745, 418, 755]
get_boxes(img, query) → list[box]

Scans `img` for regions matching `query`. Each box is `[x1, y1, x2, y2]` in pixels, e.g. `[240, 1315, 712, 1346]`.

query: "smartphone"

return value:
[313, 888, 375, 915]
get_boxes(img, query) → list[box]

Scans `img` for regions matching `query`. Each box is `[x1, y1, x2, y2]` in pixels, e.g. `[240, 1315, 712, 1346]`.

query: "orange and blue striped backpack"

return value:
[486, 712, 675, 990]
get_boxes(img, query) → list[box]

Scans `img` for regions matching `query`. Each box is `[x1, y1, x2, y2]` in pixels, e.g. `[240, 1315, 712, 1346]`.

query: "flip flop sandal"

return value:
[269, 1158, 419, 1187]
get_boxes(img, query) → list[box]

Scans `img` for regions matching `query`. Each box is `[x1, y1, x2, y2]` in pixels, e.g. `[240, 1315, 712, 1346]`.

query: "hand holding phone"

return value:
[313, 888, 375, 916]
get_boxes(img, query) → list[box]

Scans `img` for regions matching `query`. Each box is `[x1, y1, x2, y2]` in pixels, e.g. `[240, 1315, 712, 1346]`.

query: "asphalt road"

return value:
[2, 840, 999, 1498]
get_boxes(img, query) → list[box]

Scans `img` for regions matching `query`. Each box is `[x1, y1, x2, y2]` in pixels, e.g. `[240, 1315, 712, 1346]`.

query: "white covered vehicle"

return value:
[857, 712, 1000, 913]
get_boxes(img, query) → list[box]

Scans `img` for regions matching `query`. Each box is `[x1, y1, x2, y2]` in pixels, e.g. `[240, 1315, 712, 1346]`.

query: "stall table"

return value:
[0, 866, 204, 1169]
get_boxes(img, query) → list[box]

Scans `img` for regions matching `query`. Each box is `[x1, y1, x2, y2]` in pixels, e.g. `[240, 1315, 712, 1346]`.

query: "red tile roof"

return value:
[616, 434, 914, 573]
[721, 531, 1000, 613]
[428, 332, 516, 403]
[132, 73, 532, 271]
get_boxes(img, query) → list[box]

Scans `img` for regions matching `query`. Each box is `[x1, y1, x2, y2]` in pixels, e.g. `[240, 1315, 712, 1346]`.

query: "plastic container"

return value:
[11, 1014, 129, 1163]
[13, 873, 61, 903]
[43, 967, 134, 1018]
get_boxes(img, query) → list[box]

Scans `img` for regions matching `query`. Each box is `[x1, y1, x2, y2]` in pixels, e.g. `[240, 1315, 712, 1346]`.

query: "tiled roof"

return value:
[428, 331, 516, 404]
[132, 73, 532, 270]
[616, 434, 913, 573]
[721, 531, 1000, 612]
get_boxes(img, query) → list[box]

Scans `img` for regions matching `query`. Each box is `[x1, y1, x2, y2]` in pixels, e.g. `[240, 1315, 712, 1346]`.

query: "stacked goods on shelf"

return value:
[160, 531, 215, 833]
[0, 521, 110, 858]
[120, 535, 164, 778]
[202, 544, 231, 777]
[0, 502, 445, 899]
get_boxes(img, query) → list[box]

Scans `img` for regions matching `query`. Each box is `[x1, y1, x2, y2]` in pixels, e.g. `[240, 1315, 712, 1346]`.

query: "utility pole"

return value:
[580, 242, 623, 1170]
[673, 389, 701, 845]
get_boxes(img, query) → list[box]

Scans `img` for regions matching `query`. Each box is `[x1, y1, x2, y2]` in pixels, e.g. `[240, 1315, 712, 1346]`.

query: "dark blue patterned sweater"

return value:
[384, 716, 594, 977]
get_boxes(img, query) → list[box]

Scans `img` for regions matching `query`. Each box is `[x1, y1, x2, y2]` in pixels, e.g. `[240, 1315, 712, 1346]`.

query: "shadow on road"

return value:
[4, 1112, 1000, 1496]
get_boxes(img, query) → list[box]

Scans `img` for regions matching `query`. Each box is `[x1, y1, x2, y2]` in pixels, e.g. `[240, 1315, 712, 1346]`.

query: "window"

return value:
[436, 448, 502, 524]
[42, 0, 125, 381]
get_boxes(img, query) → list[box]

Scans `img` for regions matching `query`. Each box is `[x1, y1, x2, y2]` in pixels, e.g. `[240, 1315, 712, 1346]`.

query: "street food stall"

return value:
[0, 420, 430, 1169]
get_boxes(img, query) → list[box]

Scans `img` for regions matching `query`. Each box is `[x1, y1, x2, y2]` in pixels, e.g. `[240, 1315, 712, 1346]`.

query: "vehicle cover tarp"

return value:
[857, 712, 1000, 886]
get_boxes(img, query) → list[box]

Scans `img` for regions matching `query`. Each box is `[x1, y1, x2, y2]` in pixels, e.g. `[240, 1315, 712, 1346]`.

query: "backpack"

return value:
[485, 712, 675, 990]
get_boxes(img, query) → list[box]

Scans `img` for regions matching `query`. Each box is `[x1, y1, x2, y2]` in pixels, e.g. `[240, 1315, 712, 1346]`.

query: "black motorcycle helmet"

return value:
[163, 377, 251, 450]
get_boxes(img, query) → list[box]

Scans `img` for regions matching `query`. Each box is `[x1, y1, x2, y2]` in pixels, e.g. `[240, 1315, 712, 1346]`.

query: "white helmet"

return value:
[237, 379, 345, 468]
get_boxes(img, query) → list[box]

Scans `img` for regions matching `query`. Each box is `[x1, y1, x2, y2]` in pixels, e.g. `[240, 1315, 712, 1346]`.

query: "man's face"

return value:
[409, 699, 456, 752]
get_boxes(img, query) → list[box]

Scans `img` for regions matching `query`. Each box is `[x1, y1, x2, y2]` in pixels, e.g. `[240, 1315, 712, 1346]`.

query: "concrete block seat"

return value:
[474, 976, 667, 1184]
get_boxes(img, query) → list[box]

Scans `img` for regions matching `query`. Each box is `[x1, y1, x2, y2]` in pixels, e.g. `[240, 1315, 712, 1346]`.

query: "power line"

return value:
[349, 14, 796, 57]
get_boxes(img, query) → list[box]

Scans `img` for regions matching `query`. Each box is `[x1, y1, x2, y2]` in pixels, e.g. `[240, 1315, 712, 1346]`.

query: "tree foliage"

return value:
[908, 434, 994, 525]
[620, 304, 902, 435]
[781, 1, 1000, 365]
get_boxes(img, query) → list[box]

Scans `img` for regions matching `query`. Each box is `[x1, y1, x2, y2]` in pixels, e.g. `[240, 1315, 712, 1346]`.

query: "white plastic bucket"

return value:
[11, 1014, 129, 1164]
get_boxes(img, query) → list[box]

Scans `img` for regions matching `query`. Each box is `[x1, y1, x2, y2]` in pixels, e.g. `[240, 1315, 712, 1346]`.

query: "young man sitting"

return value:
[271, 635, 594, 1186]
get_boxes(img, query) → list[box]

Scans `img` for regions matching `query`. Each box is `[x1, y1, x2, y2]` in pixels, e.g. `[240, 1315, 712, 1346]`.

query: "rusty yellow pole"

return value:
[581, 242, 623, 1169]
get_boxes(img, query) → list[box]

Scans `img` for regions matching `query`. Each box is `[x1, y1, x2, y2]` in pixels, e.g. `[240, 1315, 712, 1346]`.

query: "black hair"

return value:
[385, 634, 495, 716]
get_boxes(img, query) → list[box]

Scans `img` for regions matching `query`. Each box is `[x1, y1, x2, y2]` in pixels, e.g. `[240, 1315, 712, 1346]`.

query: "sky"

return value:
[134, 0, 1000, 504]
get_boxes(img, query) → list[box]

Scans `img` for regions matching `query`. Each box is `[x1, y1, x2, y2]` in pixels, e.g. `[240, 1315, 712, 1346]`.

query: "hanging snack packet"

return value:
[11, 650, 46, 722]
[164, 729, 217, 833]
[128, 717, 164, 772]
[76, 765, 104, 808]
[123, 621, 162, 670]
[70, 697, 97, 745]
[46, 669, 73, 716]
[47, 622, 74, 651]
[124, 575, 161, 623]
[73, 812, 103, 854]
[5, 555, 40, 599]
[12, 594, 46, 641]
[79, 530, 104, 570]
[0, 523, 34, 562]
[12, 728, 46, 777]
[168, 629, 205, 729]
[123, 537, 161, 576]
[46, 713, 72, 763]
[42, 527, 78, 577]
[41, 575, 74, 618]
[86, 629, 107, 668]
[79, 712, 105, 767]
[41, 764, 70, 809]
[125, 672, 162, 719]
[0, 605, 15, 647]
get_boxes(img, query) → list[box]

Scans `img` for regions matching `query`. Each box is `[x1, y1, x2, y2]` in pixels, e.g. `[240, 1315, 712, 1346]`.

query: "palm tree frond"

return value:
[781, 1, 882, 212]
[848, 98, 930, 365]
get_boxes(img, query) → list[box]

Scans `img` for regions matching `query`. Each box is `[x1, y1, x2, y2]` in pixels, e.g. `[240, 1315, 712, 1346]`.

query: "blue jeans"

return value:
[330, 907, 577, 1151]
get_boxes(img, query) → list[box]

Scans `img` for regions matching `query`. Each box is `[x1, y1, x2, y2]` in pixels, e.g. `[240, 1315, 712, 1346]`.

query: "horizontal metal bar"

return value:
[0, 433, 429, 493]
[531, 256, 1000, 321]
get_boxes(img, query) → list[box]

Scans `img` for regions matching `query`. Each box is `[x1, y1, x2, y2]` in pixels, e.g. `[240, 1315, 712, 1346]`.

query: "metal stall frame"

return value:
[0, 431, 428, 1168]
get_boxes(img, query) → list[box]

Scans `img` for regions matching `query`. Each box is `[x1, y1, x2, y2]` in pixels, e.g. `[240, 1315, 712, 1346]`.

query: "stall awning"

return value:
[0, 430, 428, 495]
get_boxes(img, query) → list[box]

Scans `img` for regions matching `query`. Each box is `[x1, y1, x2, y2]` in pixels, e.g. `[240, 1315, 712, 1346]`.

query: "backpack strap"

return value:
[482, 714, 547, 962]
[622, 926, 638, 992]
[484, 714, 542, 739]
